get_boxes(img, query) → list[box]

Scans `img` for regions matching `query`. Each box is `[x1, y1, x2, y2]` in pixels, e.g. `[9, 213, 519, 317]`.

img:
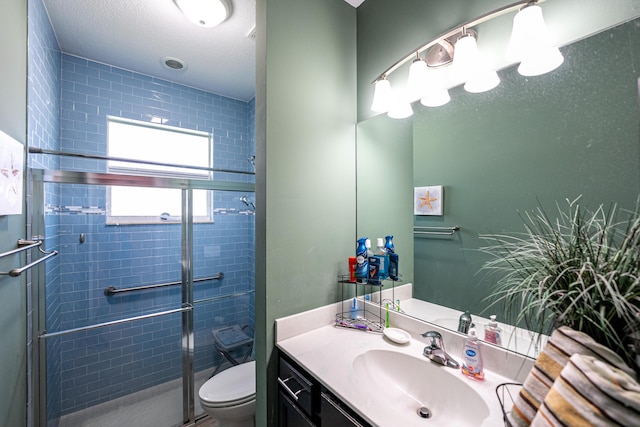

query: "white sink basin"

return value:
[352, 349, 490, 426]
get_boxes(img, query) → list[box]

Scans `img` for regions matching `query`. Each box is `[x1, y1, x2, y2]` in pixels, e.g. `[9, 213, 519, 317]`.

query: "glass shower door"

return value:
[191, 189, 256, 419]
[34, 174, 195, 427]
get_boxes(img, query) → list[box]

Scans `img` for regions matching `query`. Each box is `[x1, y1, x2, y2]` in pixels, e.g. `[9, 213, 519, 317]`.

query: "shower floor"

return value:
[57, 369, 216, 427]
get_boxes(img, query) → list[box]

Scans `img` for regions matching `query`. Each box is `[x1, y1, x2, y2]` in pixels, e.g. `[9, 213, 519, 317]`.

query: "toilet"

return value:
[199, 361, 256, 427]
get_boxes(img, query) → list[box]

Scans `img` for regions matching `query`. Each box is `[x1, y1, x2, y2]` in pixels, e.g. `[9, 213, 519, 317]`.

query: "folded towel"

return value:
[507, 326, 635, 427]
[530, 354, 640, 426]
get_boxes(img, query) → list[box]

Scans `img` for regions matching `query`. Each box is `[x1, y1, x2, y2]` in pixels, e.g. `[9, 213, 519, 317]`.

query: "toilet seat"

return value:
[199, 361, 256, 408]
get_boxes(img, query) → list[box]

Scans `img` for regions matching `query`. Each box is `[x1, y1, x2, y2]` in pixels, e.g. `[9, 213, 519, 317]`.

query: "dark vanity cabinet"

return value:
[278, 352, 369, 427]
[278, 354, 318, 426]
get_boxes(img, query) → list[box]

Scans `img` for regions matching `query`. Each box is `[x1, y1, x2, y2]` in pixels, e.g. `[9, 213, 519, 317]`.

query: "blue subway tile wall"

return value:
[51, 54, 256, 413]
[27, 0, 63, 424]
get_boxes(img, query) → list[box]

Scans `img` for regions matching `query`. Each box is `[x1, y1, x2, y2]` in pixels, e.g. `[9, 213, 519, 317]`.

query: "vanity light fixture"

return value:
[371, 0, 561, 118]
[174, 0, 231, 28]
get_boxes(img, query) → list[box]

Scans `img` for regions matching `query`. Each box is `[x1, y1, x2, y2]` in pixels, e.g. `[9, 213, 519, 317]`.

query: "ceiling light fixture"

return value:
[371, 0, 561, 118]
[174, 0, 231, 28]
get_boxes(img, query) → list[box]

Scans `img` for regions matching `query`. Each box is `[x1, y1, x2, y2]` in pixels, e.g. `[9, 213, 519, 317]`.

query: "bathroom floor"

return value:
[58, 369, 215, 427]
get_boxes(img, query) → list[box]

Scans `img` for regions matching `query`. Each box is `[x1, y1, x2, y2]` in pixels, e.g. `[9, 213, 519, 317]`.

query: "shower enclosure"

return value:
[30, 168, 255, 427]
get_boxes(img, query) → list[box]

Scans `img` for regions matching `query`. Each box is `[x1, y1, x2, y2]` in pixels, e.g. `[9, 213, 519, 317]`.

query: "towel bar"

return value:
[0, 239, 58, 277]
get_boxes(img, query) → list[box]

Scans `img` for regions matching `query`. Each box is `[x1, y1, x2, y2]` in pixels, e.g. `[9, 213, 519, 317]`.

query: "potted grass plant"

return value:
[479, 196, 640, 369]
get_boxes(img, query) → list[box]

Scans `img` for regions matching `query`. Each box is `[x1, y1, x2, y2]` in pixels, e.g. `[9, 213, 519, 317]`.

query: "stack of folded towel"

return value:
[507, 326, 636, 427]
[531, 353, 640, 426]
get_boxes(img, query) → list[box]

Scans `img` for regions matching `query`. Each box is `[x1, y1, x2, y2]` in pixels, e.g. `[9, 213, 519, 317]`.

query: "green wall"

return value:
[256, 0, 356, 425]
[0, 0, 28, 426]
[413, 20, 640, 315]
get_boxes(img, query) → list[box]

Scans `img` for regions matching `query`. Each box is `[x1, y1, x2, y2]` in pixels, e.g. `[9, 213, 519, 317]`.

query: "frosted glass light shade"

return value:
[387, 92, 413, 119]
[517, 47, 564, 76]
[174, 0, 230, 28]
[420, 68, 451, 107]
[420, 88, 450, 107]
[464, 70, 500, 93]
[507, 5, 564, 76]
[407, 59, 430, 101]
[451, 34, 479, 82]
[371, 79, 392, 113]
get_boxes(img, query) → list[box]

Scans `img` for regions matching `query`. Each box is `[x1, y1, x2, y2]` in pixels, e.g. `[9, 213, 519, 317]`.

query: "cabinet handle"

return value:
[278, 376, 304, 401]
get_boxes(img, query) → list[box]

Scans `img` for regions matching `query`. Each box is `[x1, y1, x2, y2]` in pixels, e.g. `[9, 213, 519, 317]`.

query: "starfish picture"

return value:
[418, 191, 437, 210]
[414, 185, 443, 216]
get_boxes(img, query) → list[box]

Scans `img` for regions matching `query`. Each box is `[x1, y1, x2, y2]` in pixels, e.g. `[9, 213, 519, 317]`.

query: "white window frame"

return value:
[106, 116, 213, 225]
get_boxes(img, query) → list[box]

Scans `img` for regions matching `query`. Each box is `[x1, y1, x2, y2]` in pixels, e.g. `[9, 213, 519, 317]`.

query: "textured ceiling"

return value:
[43, 0, 257, 101]
[43, 0, 364, 102]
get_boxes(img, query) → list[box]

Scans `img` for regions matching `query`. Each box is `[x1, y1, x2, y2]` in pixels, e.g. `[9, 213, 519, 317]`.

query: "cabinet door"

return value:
[279, 390, 316, 427]
[320, 392, 366, 427]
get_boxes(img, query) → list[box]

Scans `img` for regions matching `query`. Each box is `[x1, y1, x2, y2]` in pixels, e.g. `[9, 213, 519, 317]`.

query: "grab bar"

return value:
[0, 239, 59, 277]
[413, 226, 460, 236]
[104, 272, 224, 296]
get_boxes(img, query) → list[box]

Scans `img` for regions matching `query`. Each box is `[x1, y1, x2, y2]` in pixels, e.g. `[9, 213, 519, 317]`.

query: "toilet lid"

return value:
[200, 361, 256, 404]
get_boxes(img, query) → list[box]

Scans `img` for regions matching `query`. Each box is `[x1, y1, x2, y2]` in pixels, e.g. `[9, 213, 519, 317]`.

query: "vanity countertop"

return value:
[276, 317, 524, 427]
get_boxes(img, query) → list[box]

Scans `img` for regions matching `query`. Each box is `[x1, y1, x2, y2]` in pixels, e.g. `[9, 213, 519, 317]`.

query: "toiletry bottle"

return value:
[484, 315, 502, 346]
[348, 256, 357, 282]
[368, 256, 381, 285]
[457, 310, 472, 334]
[365, 238, 374, 257]
[350, 298, 359, 320]
[461, 328, 484, 381]
[355, 238, 369, 284]
[384, 235, 399, 280]
[374, 237, 389, 280]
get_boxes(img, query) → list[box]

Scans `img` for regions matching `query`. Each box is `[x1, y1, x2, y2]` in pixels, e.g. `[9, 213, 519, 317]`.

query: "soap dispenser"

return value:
[461, 328, 484, 381]
[484, 315, 502, 346]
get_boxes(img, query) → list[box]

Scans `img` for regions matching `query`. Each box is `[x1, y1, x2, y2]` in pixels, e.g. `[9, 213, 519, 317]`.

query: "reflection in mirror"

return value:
[357, 17, 640, 357]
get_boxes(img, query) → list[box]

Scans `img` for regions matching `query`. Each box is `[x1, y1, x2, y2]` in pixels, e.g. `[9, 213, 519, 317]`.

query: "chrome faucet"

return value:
[420, 331, 460, 369]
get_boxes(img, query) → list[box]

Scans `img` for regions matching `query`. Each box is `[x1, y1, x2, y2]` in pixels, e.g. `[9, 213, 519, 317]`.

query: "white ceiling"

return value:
[42, 0, 364, 103]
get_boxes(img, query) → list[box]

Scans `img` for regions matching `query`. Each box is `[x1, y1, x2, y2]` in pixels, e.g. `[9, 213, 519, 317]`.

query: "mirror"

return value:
[357, 16, 640, 356]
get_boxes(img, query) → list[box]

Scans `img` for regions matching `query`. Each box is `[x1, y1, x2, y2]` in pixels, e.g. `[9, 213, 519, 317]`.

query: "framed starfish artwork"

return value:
[0, 130, 24, 215]
[414, 185, 443, 216]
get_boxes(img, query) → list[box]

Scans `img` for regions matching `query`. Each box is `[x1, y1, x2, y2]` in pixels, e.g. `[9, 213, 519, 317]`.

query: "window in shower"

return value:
[106, 116, 213, 224]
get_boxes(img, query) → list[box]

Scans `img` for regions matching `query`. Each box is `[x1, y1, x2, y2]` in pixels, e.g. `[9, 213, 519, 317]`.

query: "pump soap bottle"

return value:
[484, 315, 502, 346]
[461, 328, 484, 381]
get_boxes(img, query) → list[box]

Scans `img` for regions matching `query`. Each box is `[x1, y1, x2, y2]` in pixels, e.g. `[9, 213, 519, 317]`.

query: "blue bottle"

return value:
[355, 238, 369, 283]
[373, 237, 389, 280]
[385, 235, 399, 281]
